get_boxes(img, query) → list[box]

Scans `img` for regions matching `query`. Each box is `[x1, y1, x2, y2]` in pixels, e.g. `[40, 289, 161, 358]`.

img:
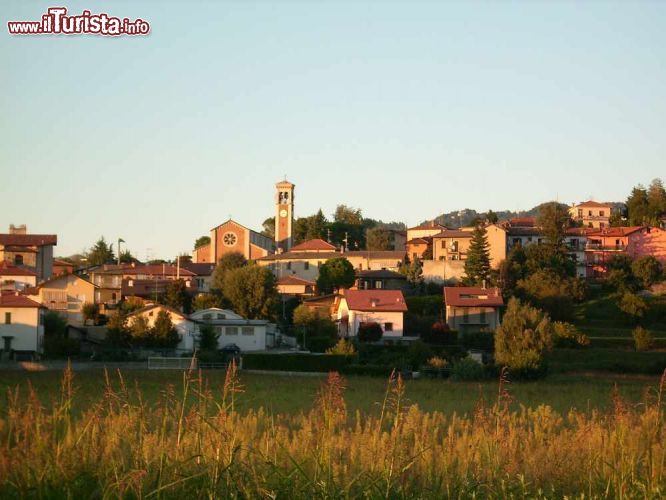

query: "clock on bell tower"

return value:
[275, 179, 294, 252]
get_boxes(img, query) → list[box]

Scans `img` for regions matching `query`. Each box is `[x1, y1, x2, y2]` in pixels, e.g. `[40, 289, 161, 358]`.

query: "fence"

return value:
[147, 357, 197, 370]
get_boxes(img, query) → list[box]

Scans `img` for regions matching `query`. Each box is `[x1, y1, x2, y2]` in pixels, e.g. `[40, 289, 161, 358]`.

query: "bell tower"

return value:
[275, 179, 294, 252]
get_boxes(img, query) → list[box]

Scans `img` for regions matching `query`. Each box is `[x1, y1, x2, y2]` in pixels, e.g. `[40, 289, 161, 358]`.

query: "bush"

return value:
[494, 298, 553, 378]
[242, 353, 353, 372]
[422, 322, 458, 345]
[357, 322, 383, 342]
[619, 292, 648, 322]
[406, 341, 435, 369]
[44, 311, 67, 337]
[44, 335, 80, 358]
[327, 339, 356, 355]
[339, 364, 394, 377]
[553, 322, 590, 348]
[450, 357, 486, 381]
[632, 256, 663, 289]
[633, 326, 653, 352]
[293, 305, 338, 346]
[305, 336, 337, 353]
[461, 331, 494, 350]
[82, 302, 99, 324]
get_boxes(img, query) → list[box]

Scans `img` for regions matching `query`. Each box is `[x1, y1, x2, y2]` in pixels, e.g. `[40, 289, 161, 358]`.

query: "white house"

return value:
[0, 293, 45, 355]
[335, 289, 407, 338]
[126, 304, 197, 351]
[189, 308, 271, 352]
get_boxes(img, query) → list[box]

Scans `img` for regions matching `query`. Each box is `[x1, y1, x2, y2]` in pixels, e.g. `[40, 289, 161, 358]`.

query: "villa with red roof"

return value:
[444, 286, 503, 333]
[0, 262, 37, 292]
[335, 289, 408, 338]
[0, 292, 45, 356]
[0, 224, 57, 282]
[569, 201, 613, 229]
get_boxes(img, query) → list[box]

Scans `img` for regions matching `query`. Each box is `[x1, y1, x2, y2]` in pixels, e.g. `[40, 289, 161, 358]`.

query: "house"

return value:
[189, 308, 271, 351]
[335, 289, 408, 338]
[406, 237, 432, 262]
[276, 275, 317, 297]
[301, 294, 338, 317]
[125, 304, 196, 351]
[407, 221, 447, 241]
[180, 262, 215, 293]
[565, 227, 589, 278]
[444, 286, 503, 334]
[121, 277, 197, 304]
[0, 225, 57, 282]
[569, 201, 612, 229]
[89, 263, 196, 312]
[355, 269, 406, 290]
[52, 259, 75, 276]
[585, 226, 666, 277]
[432, 230, 473, 262]
[0, 262, 37, 291]
[25, 273, 98, 326]
[0, 292, 45, 356]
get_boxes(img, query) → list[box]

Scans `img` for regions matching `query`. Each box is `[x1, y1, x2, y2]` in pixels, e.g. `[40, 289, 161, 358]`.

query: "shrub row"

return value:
[242, 353, 354, 372]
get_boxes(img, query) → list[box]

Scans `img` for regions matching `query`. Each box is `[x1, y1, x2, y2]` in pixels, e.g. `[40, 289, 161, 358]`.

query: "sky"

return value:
[2, 1, 665, 259]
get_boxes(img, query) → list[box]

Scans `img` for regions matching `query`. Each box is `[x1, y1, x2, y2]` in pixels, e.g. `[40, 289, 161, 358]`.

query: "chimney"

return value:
[9, 224, 27, 235]
[370, 298, 378, 308]
[482, 279, 487, 289]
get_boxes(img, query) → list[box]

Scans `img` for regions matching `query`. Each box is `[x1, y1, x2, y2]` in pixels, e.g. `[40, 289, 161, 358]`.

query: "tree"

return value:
[198, 322, 220, 351]
[463, 224, 492, 286]
[606, 254, 639, 292]
[261, 217, 275, 239]
[357, 322, 383, 342]
[106, 313, 131, 347]
[626, 185, 650, 226]
[537, 202, 572, 249]
[222, 265, 279, 320]
[194, 235, 211, 250]
[494, 298, 554, 377]
[403, 258, 424, 287]
[152, 310, 180, 347]
[129, 315, 152, 345]
[317, 257, 355, 294]
[294, 209, 329, 244]
[334, 205, 363, 225]
[164, 279, 192, 313]
[366, 227, 393, 251]
[485, 210, 499, 224]
[633, 326, 653, 351]
[292, 304, 338, 351]
[82, 302, 99, 325]
[192, 293, 223, 311]
[516, 269, 584, 321]
[212, 252, 248, 291]
[631, 256, 663, 289]
[647, 178, 666, 223]
[87, 237, 115, 266]
[118, 249, 138, 264]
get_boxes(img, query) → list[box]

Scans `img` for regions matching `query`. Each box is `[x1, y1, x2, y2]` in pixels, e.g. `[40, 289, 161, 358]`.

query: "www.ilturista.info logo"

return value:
[7, 7, 150, 36]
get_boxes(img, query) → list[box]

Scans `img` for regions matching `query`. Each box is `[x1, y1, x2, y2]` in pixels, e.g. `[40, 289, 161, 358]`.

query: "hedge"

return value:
[241, 353, 354, 372]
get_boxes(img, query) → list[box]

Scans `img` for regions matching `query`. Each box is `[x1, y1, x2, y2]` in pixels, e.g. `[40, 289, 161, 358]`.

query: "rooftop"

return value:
[343, 289, 408, 312]
[0, 234, 57, 247]
[289, 239, 337, 252]
[0, 292, 44, 308]
[0, 262, 37, 277]
[444, 286, 504, 307]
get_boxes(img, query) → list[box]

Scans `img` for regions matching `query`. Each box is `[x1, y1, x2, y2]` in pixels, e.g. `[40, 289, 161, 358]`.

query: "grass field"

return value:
[1, 364, 665, 497]
[0, 364, 662, 417]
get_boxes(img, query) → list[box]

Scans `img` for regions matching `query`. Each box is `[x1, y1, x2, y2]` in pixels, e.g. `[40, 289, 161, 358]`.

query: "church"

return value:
[192, 180, 295, 263]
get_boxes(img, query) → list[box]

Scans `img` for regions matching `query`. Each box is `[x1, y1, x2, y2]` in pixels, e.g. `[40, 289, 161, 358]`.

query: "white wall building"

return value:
[335, 289, 407, 338]
[189, 308, 271, 351]
[0, 293, 45, 354]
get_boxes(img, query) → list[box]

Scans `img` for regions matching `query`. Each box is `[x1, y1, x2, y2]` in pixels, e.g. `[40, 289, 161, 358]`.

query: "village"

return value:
[1, 178, 665, 374]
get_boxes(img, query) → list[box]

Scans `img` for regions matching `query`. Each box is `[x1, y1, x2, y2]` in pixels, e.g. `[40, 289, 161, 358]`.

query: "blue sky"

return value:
[2, 1, 665, 259]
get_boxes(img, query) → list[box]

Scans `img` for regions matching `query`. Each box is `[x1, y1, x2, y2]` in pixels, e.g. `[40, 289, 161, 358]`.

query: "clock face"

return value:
[279, 209, 288, 218]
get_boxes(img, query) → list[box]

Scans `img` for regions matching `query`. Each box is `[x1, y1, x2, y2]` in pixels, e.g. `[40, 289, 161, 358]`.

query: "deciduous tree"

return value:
[317, 257, 355, 294]
[221, 265, 279, 320]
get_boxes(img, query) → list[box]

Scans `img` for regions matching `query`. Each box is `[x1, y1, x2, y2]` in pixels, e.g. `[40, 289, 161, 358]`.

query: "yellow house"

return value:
[27, 274, 98, 326]
[569, 201, 612, 229]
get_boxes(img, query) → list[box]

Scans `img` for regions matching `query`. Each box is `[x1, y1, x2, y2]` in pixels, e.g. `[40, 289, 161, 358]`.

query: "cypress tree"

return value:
[463, 224, 491, 286]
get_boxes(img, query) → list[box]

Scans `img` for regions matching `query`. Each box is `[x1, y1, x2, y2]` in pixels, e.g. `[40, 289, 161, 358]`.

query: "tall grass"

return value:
[1, 363, 665, 498]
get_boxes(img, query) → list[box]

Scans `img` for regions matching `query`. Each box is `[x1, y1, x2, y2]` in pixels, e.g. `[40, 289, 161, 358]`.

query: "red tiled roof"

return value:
[0, 262, 37, 277]
[277, 275, 316, 286]
[95, 264, 195, 277]
[290, 239, 336, 252]
[586, 226, 642, 237]
[406, 237, 431, 245]
[444, 287, 504, 307]
[181, 263, 215, 276]
[509, 217, 536, 227]
[122, 278, 198, 297]
[0, 234, 57, 247]
[575, 200, 612, 208]
[53, 259, 74, 267]
[0, 293, 44, 308]
[343, 289, 407, 312]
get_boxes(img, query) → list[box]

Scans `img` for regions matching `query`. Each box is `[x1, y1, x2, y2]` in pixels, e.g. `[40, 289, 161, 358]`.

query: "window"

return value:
[226, 327, 238, 335]
[202, 313, 211, 320]
[14, 255, 23, 265]
[215, 326, 223, 334]
[217, 313, 226, 319]
[242, 326, 254, 336]
[588, 210, 592, 216]
[441, 241, 445, 249]
[304, 261, 309, 270]
[375, 280, 383, 289]
[384, 322, 393, 332]
[5, 312, 11, 324]
[600, 210, 605, 217]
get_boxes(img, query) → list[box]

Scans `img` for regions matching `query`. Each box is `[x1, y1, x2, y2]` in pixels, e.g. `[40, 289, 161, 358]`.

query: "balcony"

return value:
[585, 243, 625, 252]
